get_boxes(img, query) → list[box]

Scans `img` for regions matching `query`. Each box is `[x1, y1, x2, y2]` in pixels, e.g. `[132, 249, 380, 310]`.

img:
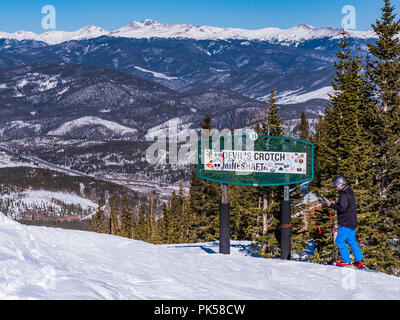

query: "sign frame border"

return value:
[196, 135, 314, 187]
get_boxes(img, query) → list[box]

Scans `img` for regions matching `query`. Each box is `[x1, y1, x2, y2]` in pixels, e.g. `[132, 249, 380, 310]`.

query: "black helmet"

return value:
[333, 176, 346, 188]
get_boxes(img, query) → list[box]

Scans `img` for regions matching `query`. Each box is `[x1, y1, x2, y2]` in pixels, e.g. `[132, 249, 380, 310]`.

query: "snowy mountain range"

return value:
[0, 63, 271, 140]
[0, 20, 379, 149]
[0, 25, 375, 103]
[0, 20, 377, 45]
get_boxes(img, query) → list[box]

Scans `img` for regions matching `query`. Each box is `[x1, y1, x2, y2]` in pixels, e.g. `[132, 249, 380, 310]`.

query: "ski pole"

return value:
[329, 209, 337, 261]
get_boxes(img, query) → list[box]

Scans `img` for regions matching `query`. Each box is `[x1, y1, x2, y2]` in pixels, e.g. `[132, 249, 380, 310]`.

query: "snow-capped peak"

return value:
[9, 30, 44, 42]
[140, 19, 163, 27]
[293, 24, 315, 30]
[66, 25, 108, 41]
[0, 25, 109, 45]
[0, 20, 377, 45]
[117, 19, 165, 31]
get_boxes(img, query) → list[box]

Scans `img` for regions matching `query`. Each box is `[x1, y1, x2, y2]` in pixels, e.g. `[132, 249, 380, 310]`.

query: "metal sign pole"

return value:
[219, 183, 230, 254]
[280, 185, 291, 260]
[280, 138, 292, 260]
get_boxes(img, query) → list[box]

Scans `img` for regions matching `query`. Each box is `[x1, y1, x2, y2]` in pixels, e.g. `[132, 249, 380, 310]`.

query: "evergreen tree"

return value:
[308, 205, 337, 263]
[109, 192, 120, 235]
[147, 194, 161, 244]
[312, 115, 325, 188]
[95, 200, 107, 233]
[254, 87, 285, 257]
[289, 186, 310, 260]
[229, 185, 262, 241]
[298, 112, 310, 141]
[161, 202, 172, 243]
[364, 0, 400, 274]
[89, 200, 105, 233]
[168, 191, 182, 243]
[258, 88, 284, 136]
[120, 195, 134, 238]
[159, 203, 168, 242]
[177, 172, 192, 243]
[312, 30, 377, 265]
[368, 0, 400, 112]
[187, 114, 221, 242]
[136, 205, 149, 241]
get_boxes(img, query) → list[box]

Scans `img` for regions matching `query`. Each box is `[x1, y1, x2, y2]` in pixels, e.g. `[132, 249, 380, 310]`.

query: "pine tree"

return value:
[298, 112, 310, 141]
[168, 191, 182, 243]
[258, 88, 284, 137]
[161, 203, 171, 243]
[312, 31, 346, 264]
[89, 201, 105, 233]
[187, 114, 221, 242]
[308, 205, 337, 263]
[93, 200, 107, 233]
[159, 203, 168, 243]
[136, 205, 149, 241]
[120, 195, 134, 238]
[311, 30, 377, 265]
[311, 115, 325, 188]
[254, 87, 285, 257]
[368, 0, 400, 112]
[348, 47, 385, 273]
[228, 185, 261, 241]
[109, 192, 120, 235]
[176, 171, 186, 243]
[364, 0, 400, 274]
[289, 186, 310, 260]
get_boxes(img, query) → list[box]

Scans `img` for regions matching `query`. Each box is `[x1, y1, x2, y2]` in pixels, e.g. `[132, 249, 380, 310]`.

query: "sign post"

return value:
[280, 185, 291, 260]
[219, 183, 230, 254]
[280, 139, 291, 260]
[197, 134, 314, 256]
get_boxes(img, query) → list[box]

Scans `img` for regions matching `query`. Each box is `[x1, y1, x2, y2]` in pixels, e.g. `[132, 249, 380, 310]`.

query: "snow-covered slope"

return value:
[267, 86, 335, 104]
[0, 20, 377, 45]
[0, 150, 37, 168]
[134, 66, 178, 80]
[0, 212, 398, 300]
[3, 190, 97, 210]
[0, 190, 98, 220]
[47, 116, 137, 137]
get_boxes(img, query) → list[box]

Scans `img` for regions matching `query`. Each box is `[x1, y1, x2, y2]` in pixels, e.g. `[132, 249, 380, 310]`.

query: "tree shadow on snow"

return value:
[171, 245, 217, 254]
[171, 242, 261, 257]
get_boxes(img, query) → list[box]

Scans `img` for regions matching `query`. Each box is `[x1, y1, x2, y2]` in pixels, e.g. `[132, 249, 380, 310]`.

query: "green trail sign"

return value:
[197, 134, 314, 187]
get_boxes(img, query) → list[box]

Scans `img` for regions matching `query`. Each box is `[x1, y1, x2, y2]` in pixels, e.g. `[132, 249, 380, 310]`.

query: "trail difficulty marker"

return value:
[197, 134, 314, 258]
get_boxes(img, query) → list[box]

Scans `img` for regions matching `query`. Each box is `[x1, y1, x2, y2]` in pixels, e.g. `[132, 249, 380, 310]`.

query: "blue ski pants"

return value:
[335, 226, 363, 263]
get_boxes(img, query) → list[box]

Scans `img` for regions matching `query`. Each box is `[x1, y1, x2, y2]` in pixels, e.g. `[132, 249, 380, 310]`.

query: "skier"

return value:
[326, 176, 364, 268]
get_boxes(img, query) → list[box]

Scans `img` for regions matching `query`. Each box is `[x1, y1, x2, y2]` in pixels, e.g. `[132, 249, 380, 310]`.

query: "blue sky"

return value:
[0, 0, 395, 33]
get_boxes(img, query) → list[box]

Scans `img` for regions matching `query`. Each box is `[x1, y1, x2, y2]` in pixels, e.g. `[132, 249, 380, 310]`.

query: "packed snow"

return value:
[0, 20, 377, 45]
[0, 212, 398, 300]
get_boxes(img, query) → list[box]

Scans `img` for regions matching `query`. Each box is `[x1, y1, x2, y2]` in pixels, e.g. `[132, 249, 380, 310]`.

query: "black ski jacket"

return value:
[329, 186, 358, 229]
